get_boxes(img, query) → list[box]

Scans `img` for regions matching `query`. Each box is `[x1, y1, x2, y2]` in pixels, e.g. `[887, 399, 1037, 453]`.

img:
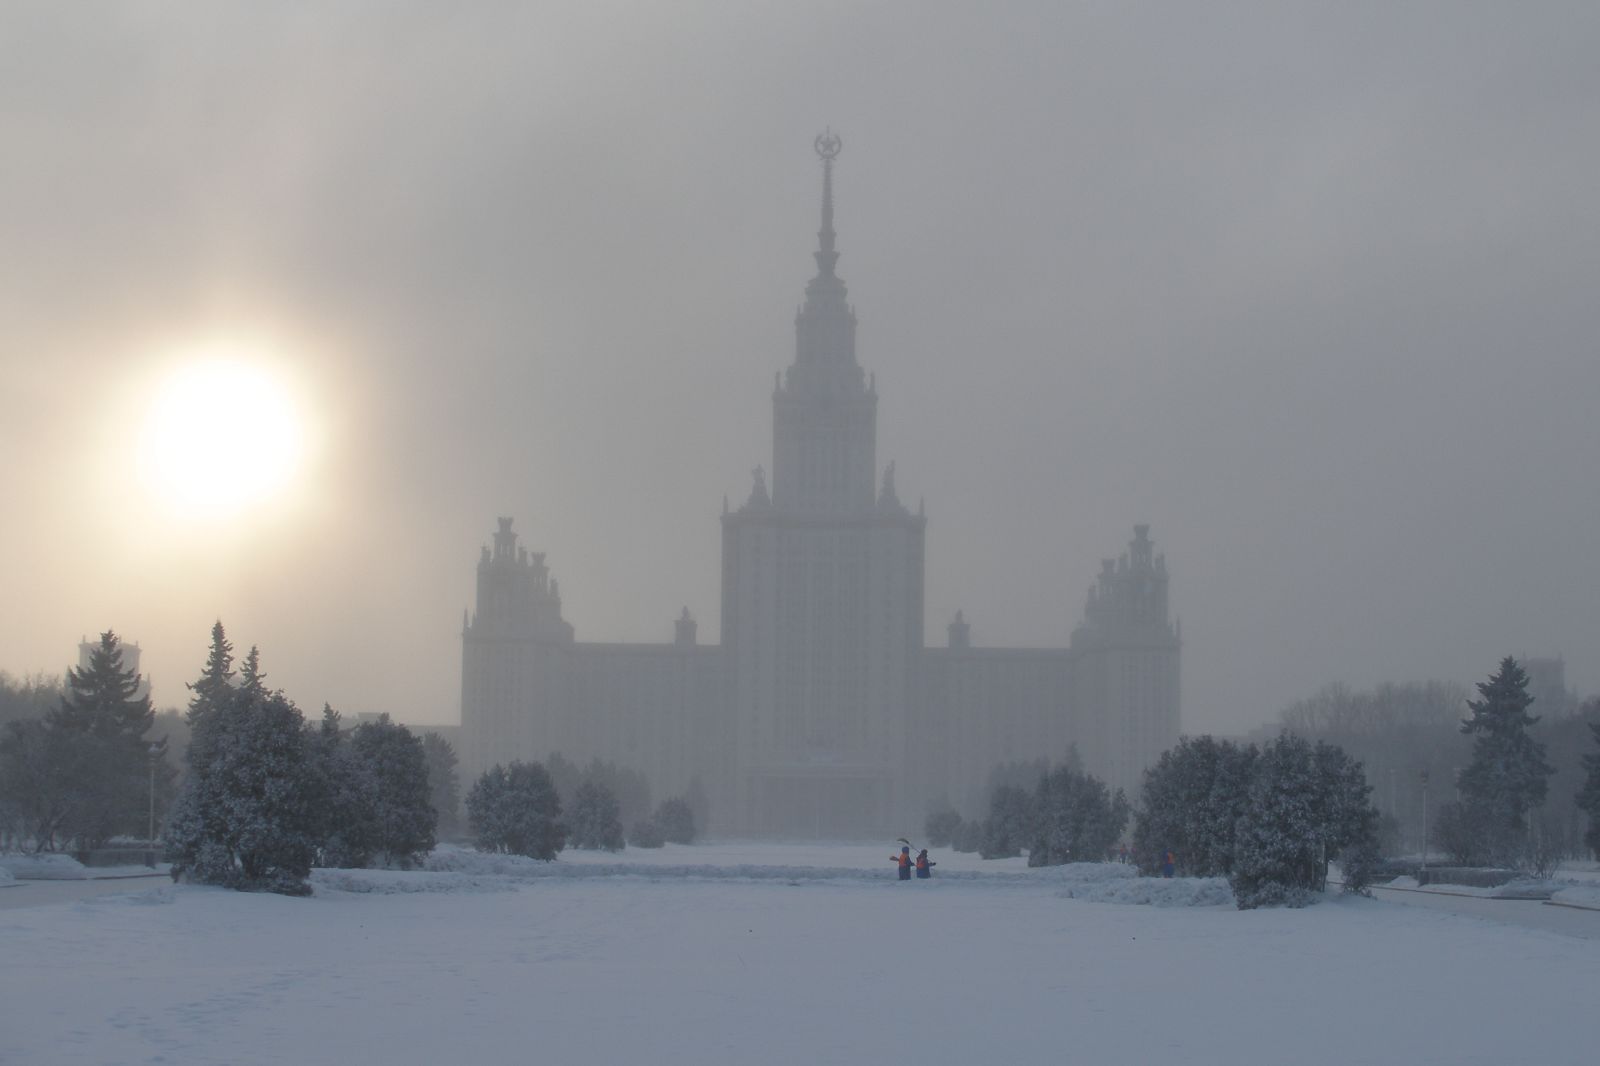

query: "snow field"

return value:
[3, 845, 1597, 1065]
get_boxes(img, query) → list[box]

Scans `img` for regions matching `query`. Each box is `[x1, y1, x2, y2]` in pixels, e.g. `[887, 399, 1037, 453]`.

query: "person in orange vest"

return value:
[915, 849, 936, 878]
[890, 845, 913, 880]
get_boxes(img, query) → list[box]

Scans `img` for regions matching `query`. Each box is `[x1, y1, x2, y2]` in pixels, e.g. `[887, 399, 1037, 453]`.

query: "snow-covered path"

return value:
[5, 848, 1599, 1066]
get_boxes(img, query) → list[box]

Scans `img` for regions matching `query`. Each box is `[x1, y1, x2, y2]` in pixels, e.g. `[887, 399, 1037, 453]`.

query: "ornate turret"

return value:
[466, 517, 574, 644]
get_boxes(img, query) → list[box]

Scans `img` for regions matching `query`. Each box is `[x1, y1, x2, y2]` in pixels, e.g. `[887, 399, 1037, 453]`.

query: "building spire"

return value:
[813, 129, 842, 276]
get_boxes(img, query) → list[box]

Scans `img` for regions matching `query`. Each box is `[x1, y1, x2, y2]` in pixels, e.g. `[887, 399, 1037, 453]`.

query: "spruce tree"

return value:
[49, 631, 162, 848]
[1577, 720, 1600, 860]
[306, 705, 379, 868]
[165, 641, 319, 894]
[1457, 657, 1554, 866]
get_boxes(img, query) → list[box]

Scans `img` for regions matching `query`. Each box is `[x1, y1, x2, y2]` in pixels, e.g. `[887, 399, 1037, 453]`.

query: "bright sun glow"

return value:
[137, 357, 308, 521]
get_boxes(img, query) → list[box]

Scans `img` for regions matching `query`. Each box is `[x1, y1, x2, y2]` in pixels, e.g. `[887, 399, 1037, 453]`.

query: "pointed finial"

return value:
[813, 129, 842, 276]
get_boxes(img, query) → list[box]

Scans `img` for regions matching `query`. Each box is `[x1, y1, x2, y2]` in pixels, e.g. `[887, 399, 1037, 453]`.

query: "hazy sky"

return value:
[3, 2, 1597, 735]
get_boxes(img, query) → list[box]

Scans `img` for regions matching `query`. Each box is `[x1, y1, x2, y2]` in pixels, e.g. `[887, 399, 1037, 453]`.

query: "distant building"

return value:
[1523, 656, 1576, 718]
[460, 136, 1180, 836]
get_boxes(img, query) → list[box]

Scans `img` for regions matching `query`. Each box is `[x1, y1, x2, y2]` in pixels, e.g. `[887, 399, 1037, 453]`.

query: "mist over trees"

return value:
[1268, 664, 1600, 865]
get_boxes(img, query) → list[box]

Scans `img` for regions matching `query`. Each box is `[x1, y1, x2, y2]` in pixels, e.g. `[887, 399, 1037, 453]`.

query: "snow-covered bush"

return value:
[628, 818, 665, 848]
[1028, 765, 1129, 867]
[1133, 735, 1256, 877]
[1228, 734, 1378, 909]
[924, 808, 962, 848]
[979, 785, 1033, 859]
[568, 780, 625, 851]
[466, 761, 565, 860]
[654, 797, 696, 844]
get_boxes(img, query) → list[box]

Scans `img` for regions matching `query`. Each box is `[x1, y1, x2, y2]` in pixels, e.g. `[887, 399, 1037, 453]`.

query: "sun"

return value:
[136, 356, 309, 521]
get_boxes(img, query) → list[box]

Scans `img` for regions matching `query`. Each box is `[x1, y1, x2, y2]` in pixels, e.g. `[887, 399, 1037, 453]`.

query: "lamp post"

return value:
[146, 741, 162, 868]
[1419, 768, 1430, 879]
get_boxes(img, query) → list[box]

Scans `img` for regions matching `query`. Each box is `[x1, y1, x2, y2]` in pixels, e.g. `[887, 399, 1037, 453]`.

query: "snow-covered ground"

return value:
[4, 843, 1597, 1065]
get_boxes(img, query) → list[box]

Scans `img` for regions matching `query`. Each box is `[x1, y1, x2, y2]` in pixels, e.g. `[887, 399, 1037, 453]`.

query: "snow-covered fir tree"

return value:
[568, 779, 625, 851]
[1579, 720, 1600, 859]
[165, 640, 321, 895]
[1452, 656, 1554, 866]
[466, 760, 565, 860]
[306, 705, 379, 868]
[50, 631, 166, 849]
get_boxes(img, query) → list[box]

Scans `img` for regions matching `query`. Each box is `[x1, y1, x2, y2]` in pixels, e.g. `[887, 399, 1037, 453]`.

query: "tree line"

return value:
[927, 657, 1600, 908]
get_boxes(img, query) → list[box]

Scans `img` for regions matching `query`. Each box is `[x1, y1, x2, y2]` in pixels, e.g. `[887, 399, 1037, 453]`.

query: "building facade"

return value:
[461, 137, 1180, 837]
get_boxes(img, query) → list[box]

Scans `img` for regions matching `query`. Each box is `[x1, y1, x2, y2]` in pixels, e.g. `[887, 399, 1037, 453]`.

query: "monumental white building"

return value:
[460, 136, 1180, 837]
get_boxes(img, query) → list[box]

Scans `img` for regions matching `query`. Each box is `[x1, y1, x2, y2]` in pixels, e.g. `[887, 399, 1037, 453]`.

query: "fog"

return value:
[3, 2, 1597, 735]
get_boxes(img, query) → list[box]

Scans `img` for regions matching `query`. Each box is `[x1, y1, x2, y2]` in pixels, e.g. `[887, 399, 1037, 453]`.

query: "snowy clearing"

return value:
[3, 844, 1597, 1066]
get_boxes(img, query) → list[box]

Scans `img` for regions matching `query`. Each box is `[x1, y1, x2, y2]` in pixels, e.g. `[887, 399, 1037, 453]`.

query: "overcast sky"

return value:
[3, 2, 1597, 735]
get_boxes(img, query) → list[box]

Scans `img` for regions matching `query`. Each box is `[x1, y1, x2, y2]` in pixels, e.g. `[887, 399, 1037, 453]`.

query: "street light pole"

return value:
[1419, 768, 1430, 879]
[146, 742, 161, 867]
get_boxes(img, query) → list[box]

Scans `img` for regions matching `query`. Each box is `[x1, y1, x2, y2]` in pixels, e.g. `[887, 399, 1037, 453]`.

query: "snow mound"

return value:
[1549, 884, 1600, 910]
[1053, 864, 1233, 907]
[312, 868, 521, 896]
[1, 853, 90, 879]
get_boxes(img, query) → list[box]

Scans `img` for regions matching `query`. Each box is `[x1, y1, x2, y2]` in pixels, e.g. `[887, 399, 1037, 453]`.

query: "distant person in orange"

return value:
[915, 849, 936, 878]
[891, 845, 913, 880]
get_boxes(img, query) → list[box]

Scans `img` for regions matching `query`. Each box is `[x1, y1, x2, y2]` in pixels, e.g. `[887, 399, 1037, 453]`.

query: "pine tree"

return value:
[568, 779, 625, 851]
[1456, 657, 1554, 866]
[466, 761, 565, 859]
[1577, 720, 1600, 860]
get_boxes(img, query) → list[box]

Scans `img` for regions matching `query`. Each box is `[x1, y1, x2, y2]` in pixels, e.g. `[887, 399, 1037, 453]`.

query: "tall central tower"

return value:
[772, 130, 877, 515]
[721, 132, 926, 836]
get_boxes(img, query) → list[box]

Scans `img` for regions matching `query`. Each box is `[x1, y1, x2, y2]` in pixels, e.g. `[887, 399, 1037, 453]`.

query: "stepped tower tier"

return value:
[772, 130, 878, 516]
